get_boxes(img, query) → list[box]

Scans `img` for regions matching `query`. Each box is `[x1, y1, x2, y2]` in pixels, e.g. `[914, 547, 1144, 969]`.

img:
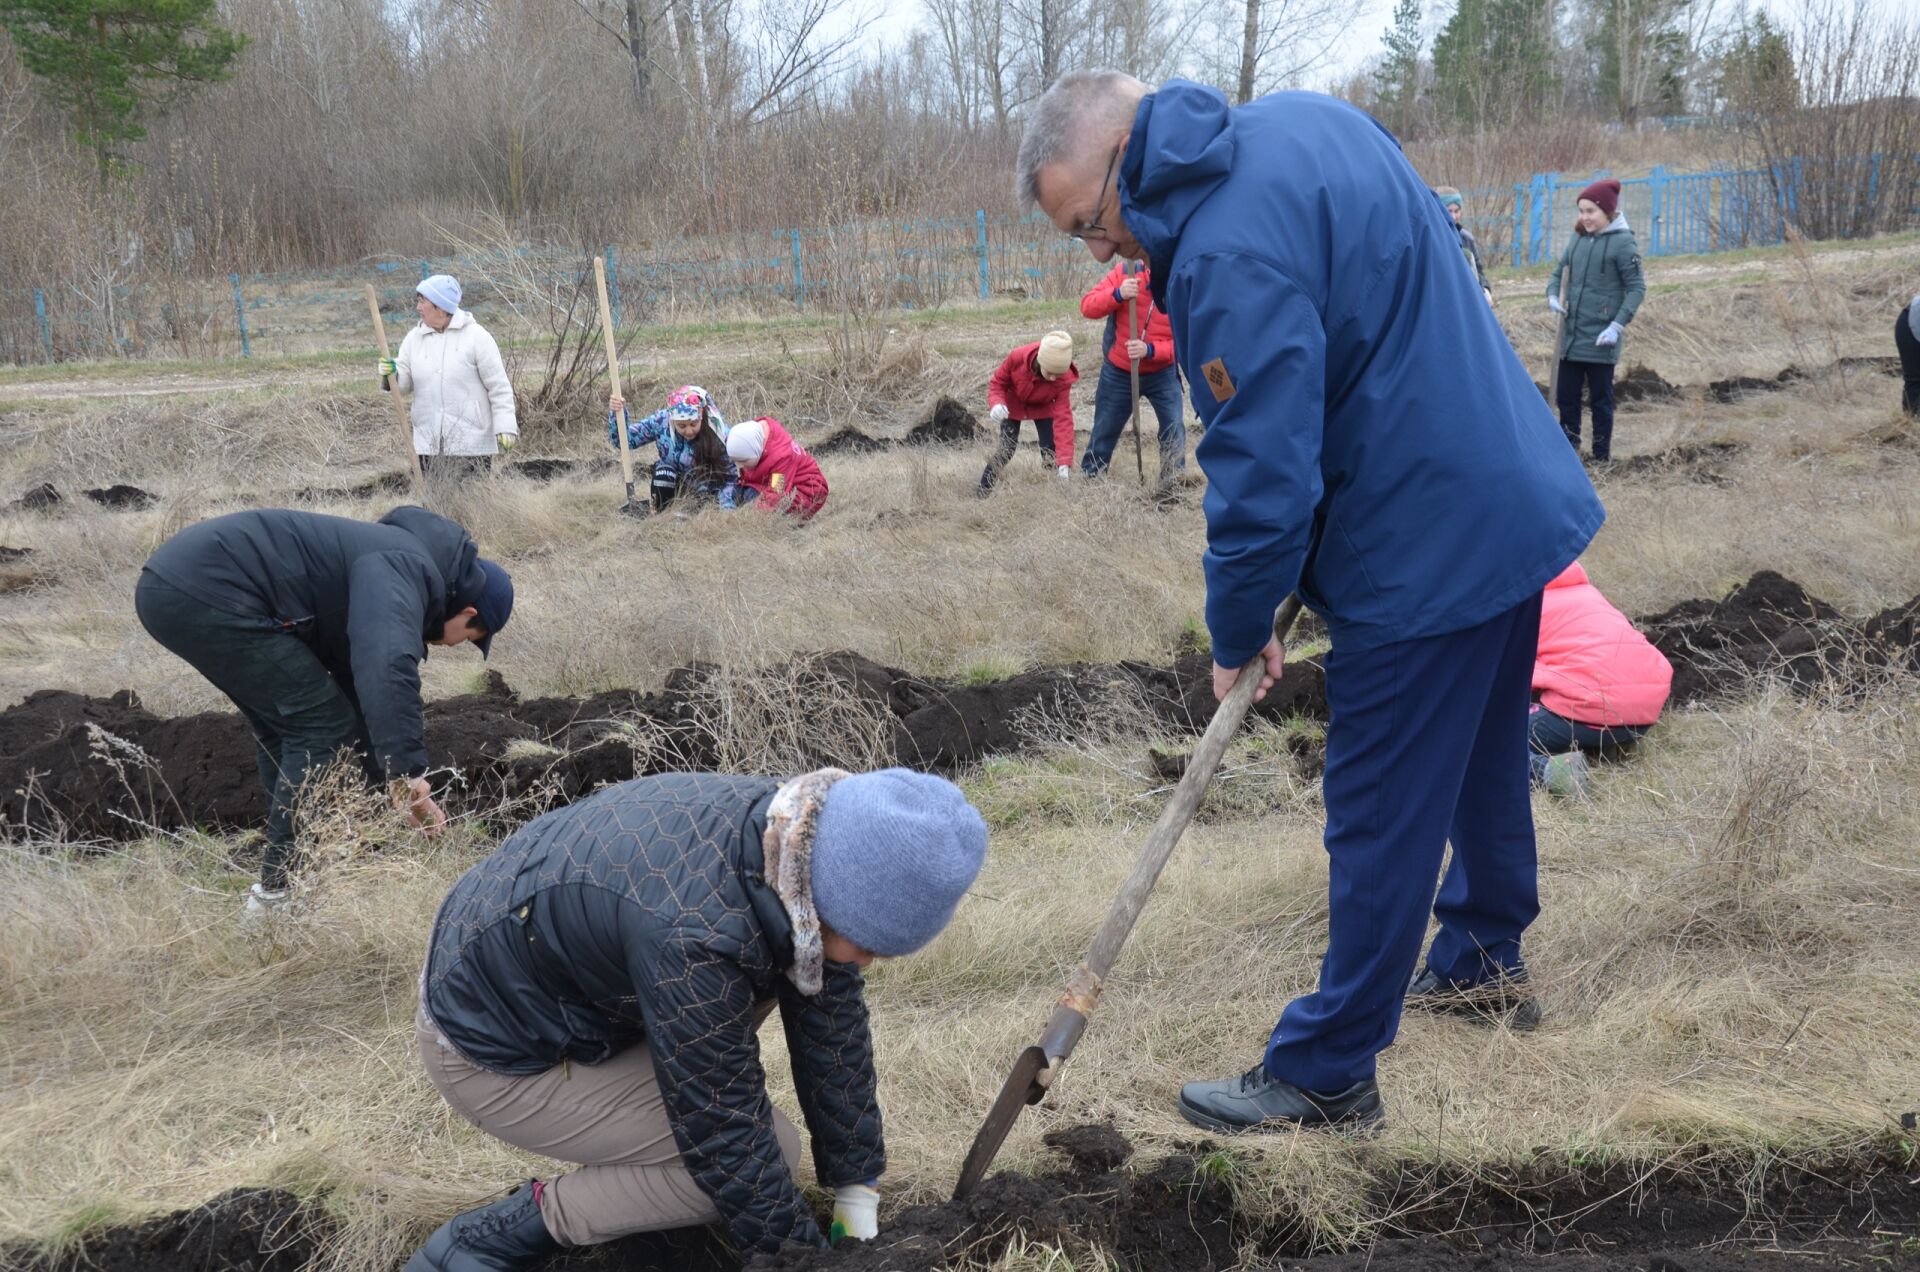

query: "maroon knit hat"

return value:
[1578, 178, 1621, 219]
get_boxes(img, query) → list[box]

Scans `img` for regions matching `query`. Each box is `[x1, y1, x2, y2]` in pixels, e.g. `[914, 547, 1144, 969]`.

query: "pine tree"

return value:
[1723, 8, 1796, 116]
[1373, 0, 1424, 134]
[1430, 0, 1556, 129]
[0, 0, 245, 180]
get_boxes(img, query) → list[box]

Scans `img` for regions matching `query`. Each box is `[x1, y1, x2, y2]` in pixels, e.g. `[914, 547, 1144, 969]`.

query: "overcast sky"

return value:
[854, 0, 1888, 92]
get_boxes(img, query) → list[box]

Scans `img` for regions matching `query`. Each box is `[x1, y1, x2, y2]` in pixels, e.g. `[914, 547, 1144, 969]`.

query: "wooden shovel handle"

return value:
[365, 285, 426, 501]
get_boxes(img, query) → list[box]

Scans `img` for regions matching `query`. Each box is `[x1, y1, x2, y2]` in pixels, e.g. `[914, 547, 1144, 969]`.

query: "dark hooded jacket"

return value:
[422, 773, 885, 1255]
[141, 506, 485, 778]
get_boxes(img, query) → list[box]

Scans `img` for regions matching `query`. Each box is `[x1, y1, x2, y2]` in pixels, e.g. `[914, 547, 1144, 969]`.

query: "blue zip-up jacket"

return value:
[1120, 83, 1604, 662]
[608, 408, 741, 507]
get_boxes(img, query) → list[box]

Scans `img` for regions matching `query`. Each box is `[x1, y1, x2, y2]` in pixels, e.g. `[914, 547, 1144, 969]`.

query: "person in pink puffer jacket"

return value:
[1530, 560, 1673, 793]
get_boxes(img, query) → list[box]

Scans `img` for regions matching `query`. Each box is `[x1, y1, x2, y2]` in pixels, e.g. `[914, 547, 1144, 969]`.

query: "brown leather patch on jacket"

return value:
[1201, 358, 1236, 402]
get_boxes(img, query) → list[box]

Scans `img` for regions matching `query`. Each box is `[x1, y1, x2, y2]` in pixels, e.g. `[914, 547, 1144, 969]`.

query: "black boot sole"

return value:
[1176, 1095, 1386, 1136]
[1405, 993, 1543, 1032]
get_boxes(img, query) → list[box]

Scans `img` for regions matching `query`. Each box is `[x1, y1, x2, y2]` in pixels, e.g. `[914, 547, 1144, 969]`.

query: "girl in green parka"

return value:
[1546, 178, 1646, 462]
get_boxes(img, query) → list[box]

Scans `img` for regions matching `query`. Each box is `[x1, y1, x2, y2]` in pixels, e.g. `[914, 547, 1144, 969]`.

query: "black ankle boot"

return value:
[405, 1181, 562, 1272]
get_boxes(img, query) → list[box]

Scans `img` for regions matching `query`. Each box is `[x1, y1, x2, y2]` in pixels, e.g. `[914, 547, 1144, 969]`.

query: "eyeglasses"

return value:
[1065, 143, 1124, 242]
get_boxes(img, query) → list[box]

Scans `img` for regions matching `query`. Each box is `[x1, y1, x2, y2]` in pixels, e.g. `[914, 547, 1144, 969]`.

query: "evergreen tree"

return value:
[1594, 0, 1687, 123]
[1430, 0, 1557, 129]
[1723, 8, 1796, 115]
[1372, 0, 1424, 134]
[0, 0, 245, 179]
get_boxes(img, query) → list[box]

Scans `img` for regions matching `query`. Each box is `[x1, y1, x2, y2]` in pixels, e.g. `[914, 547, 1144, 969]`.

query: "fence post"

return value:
[1867, 154, 1882, 230]
[790, 229, 804, 310]
[1527, 173, 1550, 264]
[420, 260, 431, 281]
[230, 273, 252, 359]
[976, 209, 990, 300]
[1648, 166, 1665, 256]
[605, 245, 622, 329]
[33, 288, 52, 363]
[1511, 184, 1526, 267]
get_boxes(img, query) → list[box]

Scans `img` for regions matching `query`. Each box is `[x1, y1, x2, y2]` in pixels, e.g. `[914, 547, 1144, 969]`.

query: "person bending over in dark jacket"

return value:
[135, 506, 513, 913]
[405, 768, 988, 1272]
[1897, 290, 1920, 416]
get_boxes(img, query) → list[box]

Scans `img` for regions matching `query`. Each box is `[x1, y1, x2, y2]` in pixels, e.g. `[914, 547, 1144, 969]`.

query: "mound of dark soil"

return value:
[1707, 365, 1808, 403]
[295, 471, 413, 502]
[9, 1188, 320, 1272]
[904, 397, 980, 446]
[1604, 440, 1745, 484]
[1638, 570, 1920, 705]
[0, 650, 1329, 843]
[9, 482, 60, 512]
[1613, 365, 1682, 403]
[0, 546, 32, 561]
[512, 458, 584, 481]
[83, 484, 156, 510]
[10, 1131, 1916, 1272]
[812, 428, 890, 456]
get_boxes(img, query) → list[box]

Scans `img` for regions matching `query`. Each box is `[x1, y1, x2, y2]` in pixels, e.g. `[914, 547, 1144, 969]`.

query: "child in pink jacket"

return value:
[1531, 561, 1673, 793]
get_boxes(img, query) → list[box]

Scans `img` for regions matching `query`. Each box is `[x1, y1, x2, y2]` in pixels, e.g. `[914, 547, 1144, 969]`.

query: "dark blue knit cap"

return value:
[471, 559, 513, 658]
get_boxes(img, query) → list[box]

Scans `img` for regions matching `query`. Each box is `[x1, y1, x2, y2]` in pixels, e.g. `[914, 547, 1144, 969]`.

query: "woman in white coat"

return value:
[380, 275, 518, 479]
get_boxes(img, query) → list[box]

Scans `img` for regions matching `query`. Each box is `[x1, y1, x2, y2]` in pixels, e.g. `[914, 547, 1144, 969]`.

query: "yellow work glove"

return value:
[498, 434, 517, 454]
[379, 357, 398, 380]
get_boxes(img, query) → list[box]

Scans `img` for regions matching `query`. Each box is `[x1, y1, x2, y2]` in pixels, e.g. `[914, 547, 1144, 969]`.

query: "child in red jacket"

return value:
[725, 417, 829, 519]
[1079, 262, 1186, 483]
[980, 330, 1078, 493]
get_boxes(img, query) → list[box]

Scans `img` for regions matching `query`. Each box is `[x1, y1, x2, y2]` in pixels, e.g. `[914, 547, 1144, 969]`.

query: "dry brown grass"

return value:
[1, 231, 1919, 1263]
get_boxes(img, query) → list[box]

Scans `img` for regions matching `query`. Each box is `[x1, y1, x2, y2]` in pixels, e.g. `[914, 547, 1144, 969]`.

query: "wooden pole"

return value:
[592, 256, 639, 513]
[1548, 264, 1570, 405]
[1126, 262, 1145, 483]
[365, 285, 427, 502]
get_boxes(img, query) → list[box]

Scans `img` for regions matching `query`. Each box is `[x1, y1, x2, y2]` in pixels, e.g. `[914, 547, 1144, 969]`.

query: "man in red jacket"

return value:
[1080, 262, 1186, 483]
[980, 330, 1078, 492]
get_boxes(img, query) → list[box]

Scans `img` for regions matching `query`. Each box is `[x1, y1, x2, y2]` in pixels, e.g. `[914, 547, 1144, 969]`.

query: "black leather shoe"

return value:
[405, 1181, 562, 1272]
[1178, 1065, 1384, 1133]
[1405, 967, 1542, 1031]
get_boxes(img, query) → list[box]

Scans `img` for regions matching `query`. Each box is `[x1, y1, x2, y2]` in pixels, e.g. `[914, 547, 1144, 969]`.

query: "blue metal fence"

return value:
[8, 152, 1919, 365]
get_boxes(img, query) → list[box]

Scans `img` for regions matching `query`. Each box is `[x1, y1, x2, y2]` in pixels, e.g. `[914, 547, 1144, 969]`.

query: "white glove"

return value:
[1056, 465, 1071, 483]
[829, 1182, 879, 1244]
[989, 403, 1009, 422]
[1548, 294, 1566, 315]
[1596, 321, 1622, 347]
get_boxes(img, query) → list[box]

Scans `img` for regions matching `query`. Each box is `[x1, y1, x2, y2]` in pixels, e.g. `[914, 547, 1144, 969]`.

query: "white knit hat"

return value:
[726, 418, 768, 465]
[1036, 330, 1074, 378]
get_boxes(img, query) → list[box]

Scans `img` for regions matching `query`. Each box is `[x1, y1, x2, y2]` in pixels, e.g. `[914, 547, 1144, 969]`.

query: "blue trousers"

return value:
[1082, 361, 1186, 479]
[1265, 593, 1543, 1092]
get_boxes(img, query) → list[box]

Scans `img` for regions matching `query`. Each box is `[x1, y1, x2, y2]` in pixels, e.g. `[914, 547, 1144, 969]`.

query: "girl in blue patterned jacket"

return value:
[606, 384, 739, 512]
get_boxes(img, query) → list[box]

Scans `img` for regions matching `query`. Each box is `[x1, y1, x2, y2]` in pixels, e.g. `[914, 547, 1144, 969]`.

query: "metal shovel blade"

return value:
[952, 1045, 1050, 1200]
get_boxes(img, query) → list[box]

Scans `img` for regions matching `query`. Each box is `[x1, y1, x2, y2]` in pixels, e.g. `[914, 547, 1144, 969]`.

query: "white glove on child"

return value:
[829, 1183, 879, 1244]
[1595, 321, 1622, 347]
[1547, 295, 1566, 315]
[990, 403, 1009, 422]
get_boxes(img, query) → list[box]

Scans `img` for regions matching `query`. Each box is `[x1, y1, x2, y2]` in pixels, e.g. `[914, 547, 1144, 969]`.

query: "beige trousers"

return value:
[416, 1008, 802, 1246]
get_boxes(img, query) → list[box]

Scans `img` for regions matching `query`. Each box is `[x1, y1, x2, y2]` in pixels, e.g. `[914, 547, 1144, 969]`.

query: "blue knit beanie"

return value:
[811, 768, 987, 957]
[417, 274, 462, 315]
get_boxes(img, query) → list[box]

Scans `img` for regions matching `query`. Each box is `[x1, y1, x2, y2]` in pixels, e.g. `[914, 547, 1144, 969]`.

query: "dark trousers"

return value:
[418, 454, 493, 483]
[1265, 594, 1543, 1092]
[1527, 703, 1650, 784]
[1083, 362, 1187, 480]
[650, 461, 727, 512]
[979, 418, 1056, 489]
[134, 573, 370, 889]
[1555, 360, 1615, 460]
[1897, 306, 1920, 416]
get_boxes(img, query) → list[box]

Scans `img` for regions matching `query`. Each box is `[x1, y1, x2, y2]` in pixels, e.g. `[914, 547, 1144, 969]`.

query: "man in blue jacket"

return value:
[1020, 73, 1605, 1131]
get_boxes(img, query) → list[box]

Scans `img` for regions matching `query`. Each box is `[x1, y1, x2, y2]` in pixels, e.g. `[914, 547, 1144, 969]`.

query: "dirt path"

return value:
[0, 365, 350, 402]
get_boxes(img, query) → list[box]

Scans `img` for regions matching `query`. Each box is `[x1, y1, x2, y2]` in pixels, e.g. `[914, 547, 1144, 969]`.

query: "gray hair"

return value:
[1016, 70, 1152, 210]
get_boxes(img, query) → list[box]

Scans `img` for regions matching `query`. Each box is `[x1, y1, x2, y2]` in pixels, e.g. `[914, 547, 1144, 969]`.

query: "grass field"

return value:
[2, 231, 1918, 1270]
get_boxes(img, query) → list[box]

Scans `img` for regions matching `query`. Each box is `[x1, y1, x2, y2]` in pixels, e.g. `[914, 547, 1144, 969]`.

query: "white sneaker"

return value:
[1056, 465, 1071, 484]
[243, 882, 291, 916]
